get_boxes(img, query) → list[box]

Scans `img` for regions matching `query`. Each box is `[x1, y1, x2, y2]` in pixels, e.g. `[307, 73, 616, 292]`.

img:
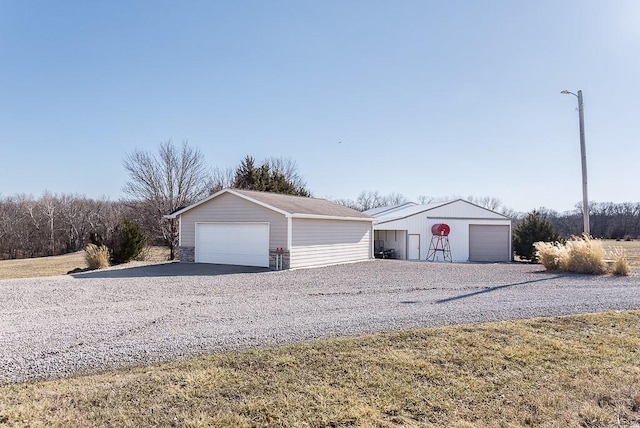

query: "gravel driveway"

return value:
[1, 260, 639, 384]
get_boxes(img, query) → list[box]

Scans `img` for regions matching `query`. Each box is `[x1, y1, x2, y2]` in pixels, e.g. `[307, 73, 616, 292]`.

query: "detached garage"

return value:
[166, 189, 374, 270]
[368, 200, 512, 262]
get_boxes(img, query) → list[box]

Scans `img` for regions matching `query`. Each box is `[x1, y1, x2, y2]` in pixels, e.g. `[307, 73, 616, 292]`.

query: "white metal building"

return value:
[166, 189, 374, 270]
[368, 200, 512, 262]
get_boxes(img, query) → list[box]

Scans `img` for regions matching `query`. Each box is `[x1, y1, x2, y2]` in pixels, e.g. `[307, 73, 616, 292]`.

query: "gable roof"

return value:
[372, 199, 510, 224]
[372, 200, 454, 222]
[165, 188, 373, 221]
[363, 202, 418, 216]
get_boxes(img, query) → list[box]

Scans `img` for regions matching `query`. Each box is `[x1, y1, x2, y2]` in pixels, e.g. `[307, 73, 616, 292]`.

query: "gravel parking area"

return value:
[1, 260, 639, 384]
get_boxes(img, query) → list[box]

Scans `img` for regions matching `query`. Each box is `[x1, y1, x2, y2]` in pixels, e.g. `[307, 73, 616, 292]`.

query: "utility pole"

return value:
[561, 89, 590, 235]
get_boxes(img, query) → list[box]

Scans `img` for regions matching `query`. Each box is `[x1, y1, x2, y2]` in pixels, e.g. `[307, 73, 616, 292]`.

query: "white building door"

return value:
[407, 234, 420, 260]
[195, 222, 269, 267]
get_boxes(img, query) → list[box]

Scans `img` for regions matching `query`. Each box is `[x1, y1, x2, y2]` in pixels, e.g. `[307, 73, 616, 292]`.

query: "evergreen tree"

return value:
[110, 220, 146, 264]
[232, 156, 310, 196]
[233, 156, 260, 190]
[513, 210, 560, 261]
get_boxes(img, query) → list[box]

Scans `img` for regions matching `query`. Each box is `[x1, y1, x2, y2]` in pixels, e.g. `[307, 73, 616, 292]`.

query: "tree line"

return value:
[335, 191, 640, 241]
[0, 193, 128, 259]
[1, 140, 637, 261]
[541, 202, 640, 239]
[0, 142, 311, 261]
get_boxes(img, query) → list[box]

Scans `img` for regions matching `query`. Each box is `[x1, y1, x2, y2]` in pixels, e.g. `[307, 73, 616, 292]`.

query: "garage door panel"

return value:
[196, 223, 269, 267]
[469, 225, 510, 262]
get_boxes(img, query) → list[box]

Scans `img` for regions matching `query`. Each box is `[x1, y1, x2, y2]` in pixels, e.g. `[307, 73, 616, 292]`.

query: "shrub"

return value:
[85, 243, 110, 269]
[513, 210, 560, 261]
[110, 221, 146, 265]
[534, 235, 606, 275]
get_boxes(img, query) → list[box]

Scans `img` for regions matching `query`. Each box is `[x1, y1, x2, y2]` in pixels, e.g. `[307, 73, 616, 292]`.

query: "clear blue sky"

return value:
[1, 1, 638, 213]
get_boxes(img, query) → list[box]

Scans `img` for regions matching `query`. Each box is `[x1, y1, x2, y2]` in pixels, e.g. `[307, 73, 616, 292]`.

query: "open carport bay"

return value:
[1, 261, 639, 384]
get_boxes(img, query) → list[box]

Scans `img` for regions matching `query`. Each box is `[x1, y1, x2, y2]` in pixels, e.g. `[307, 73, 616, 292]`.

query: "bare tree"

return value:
[332, 198, 360, 210]
[208, 167, 235, 194]
[41, 192, 58, 256]
[417, 195, 437, 204]
[466, 195, 503, 212]
[123, 140, 211, 259]
[417, 195, 459, 204]
[382, 192, 408, 207]
[334, 191, 408, 212]
[355, 191, 384, 211]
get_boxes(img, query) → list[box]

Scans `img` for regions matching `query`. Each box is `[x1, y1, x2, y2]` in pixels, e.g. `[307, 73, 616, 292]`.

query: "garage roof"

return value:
[363, 202, 418, 216]
[372, 199, 510, 224]
[166, 188, 374, 221]
[373, 200, 453, 222]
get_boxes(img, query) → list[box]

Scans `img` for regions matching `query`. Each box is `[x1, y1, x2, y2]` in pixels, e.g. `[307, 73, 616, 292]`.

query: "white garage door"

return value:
[196, 223, 269, 267]
[469, 225, 511, 262]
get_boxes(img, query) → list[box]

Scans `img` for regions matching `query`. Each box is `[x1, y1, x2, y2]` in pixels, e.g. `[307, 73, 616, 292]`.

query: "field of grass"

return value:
[1, 243, 638, 425]
[0, 246, 170, 280]
[0, 251, 87, 280]
[0, 311, 639, 426]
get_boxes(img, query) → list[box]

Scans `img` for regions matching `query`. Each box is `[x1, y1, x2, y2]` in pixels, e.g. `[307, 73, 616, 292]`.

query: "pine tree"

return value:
[232, 156, 310, 196]
[513, 210, 560, 261]
[233, 156, 260, 190]
[110, 220, 146, 264]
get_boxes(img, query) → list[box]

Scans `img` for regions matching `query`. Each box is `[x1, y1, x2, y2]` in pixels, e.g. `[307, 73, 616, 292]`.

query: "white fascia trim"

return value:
[291, 213, 375, 222]
[164, 188, 229, 219]
[163, 188, 292, 219]
[371, 201, 456, 223]
[451, 198, 512, 219]
[426, 216, 512, 222]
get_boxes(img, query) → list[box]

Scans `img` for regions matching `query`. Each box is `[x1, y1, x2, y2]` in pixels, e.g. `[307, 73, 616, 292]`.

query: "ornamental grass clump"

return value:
[84, 243, 110, 270]
[534, 235, 606, 275]
[534, 241, 566, 271]
[564, 235, 607, 274]
[609, 247, 630, 276]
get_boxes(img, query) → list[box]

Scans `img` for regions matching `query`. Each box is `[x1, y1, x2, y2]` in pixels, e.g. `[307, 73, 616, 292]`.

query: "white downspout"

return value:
[287, 215, 293, 252]
[370, 222, 374, 259]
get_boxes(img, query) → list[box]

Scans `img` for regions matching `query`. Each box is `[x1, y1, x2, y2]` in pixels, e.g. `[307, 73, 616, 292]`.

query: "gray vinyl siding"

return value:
[290, 219, 372, 269]
[180, 192, 287, 249]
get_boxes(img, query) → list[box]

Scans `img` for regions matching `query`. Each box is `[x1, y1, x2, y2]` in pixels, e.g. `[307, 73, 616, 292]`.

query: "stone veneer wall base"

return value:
[178, 246, 195, 263]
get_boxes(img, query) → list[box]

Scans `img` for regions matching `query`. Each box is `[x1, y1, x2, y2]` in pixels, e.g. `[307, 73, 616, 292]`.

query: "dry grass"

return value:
[1, 311, 639, 427]
[0, 252, 87, 280]
[535, 237, 640, 275]
[84, 244, 110, 270]
[608, 246, 631, 276]
[0, 247, 171, 280]
[603, 239, 640, 269]
[535, 235, 607, 274]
